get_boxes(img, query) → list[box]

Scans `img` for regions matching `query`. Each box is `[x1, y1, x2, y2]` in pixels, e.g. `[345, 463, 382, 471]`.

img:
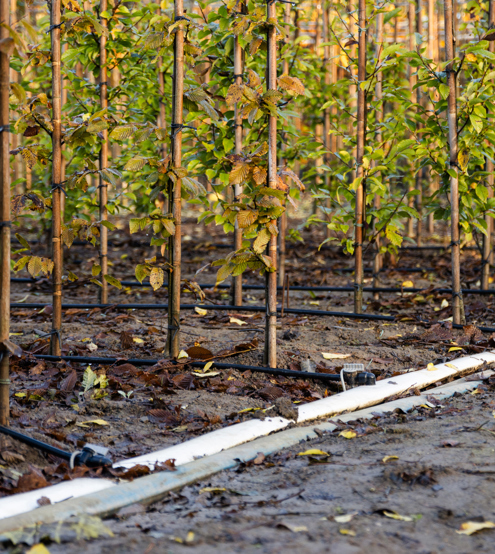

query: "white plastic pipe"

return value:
[297, 351, 495, 422]
[113, 416, 291, 469]
[0, 478, 114, 520]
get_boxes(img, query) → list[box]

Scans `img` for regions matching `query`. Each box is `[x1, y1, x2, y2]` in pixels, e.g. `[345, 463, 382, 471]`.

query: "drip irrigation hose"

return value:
[33, 354, 376, 385]
[0, 425, 112, 468]
[11, 302, 396, 321]
[11, 277, 495, 296]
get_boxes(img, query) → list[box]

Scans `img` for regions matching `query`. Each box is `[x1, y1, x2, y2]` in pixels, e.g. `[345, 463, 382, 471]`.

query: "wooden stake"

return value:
[278, 1, 290, 288]
[426, 0, 435, 235]
[444, 0, 464, 325]
[482, 0, 495, 290]
[372, 8, 383, 300]
[406, 1, 415, 239]
[232, 4, 244, 305]
[50, 0, 63, 356]
[322, 3, 331, 238]
[353, 0, 366, 314]
[166, 0, 185, 357]
[264, 0, 278, 368]
[0, 0, 10, 425]
[415, 0, 423, 247]
[99, 0, 109, 304]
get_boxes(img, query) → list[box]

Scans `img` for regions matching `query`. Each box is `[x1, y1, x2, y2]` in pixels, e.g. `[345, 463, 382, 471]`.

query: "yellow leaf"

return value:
[335, 513, 356, 523]
[456, 521, 495, 535]
[192, 371, 221, 378]
[339, 430, 357, 439]
[195, 307, 207, 316]
[309, 301, 319, 306]
[26, 545, 51, 554]
[199, 487, 226, 494]
[448, 347, 462, 352]
[15, 392, 26, 398]
[132, 337, 144, 344]
[203, 361, 213, 372]
[339, 529, 356, 536]
[383, 510, 413, 522]
[427, 363, 438, 371]
[441, 299, 449, 309]
[230, 317, 247, 326]
[445, 363, 457, 369]
[382, 455, 399, 463]
[76, 419, 110, 427]
[466, 52, 477, 62]
[178, 350, 189, 359]
[297, 449, 329, 457]
[402, 280, 414, 288]
[321, 353, 351, 360]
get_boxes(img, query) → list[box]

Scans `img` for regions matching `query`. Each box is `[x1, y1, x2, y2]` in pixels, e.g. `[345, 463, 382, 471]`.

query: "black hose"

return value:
[34, 354, 376, 384]
[0, 425, 112, 468]
[12, 302, 396, 321]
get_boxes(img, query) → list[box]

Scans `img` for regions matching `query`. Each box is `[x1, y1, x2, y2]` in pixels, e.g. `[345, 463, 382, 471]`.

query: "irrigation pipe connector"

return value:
[0, 425, 112, 468]
[33, 354, 377, 386]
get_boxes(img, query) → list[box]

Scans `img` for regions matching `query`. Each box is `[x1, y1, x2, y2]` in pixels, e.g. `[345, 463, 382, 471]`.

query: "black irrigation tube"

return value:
[33, 354, 376, 385]
[11, 302, 396, 321]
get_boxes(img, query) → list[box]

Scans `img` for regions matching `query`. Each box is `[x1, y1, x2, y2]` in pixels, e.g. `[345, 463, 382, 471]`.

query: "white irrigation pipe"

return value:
[0, 478, 115, 521]
[113, 416, 291, 470]
[298, 351, 495, 422]
[0, 353, 492, 527]
[0, 365, 489, 535]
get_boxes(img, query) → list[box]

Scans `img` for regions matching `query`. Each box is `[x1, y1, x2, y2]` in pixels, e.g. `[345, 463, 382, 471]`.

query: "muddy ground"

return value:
[1, 220, 495, 550]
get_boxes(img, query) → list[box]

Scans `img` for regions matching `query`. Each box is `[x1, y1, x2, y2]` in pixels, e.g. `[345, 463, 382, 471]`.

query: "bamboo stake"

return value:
[426, 0, 435, 235]
[264, 0, 278, 368]
[50, 0, 63, 356]
[444, 0, 464, 325]
[482, 0, 495, 290]
[99, 0, 108, 304]
[353, 0, 366, 314]
[232, 4, 243, 305]
[415, 0, 423, 247]
[166, 0, 185, 357]
[372, 9, 383, 300]
[278, 1, 290, 288]
[0, 0, 10, 425]
[406, 1, 415, 239]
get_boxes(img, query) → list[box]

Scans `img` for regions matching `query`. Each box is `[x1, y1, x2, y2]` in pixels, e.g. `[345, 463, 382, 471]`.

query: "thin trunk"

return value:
[354, 0, 366, 313]
[444, 0, 464, 324]
[372, 9, 383, 300]
[427, 0, 435, 235]
[0, 0, 10, 425]
[264, 0, 277, 368]
[482, 0, 495, 289]
[278, 1, 290, 288]
[322, 4, 331, 241]
[415, 0, 423, 247]
[99, 0, 108, 304]
[232, 5, 243, 305]
[166, 0, 184, 357]
[406, 1, 415, 239]
[50, 0, 63, 355]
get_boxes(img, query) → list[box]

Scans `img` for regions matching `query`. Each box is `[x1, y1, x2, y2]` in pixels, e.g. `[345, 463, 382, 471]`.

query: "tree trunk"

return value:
[444, 0, 464, 324]
[0, 0, 10, 425]
[99, 0, 109, 304]
[166, 0, 185, 357]
[50, 0, 63, 356]
[264, 0, 278, 368]
[354, 0, 366, 314]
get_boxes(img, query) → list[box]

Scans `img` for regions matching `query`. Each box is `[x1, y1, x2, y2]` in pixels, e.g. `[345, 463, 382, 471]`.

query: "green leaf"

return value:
[439, 83, 450, 100]
[103, 274, 122, 290]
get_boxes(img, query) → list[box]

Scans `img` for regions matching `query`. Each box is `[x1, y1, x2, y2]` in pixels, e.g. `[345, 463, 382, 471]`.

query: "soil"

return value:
[2, 221, 495, 550]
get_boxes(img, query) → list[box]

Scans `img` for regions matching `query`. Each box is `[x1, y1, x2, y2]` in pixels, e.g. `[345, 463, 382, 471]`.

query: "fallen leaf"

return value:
[427, 363, 438, 371]
[177, 350, 189, 359]
[26, 545, 51, 554]
[230, 317, 247, 326]
[402, 280, 414, 288]
[448, 347, 463, 352]
[203, 361, 214, 372]
[440, 440, 460, 447]
[456, 521, 495, 535]
[87, 342, 98, 352]
[335, 513, 356, 523]
[339, 528, 356, 536]
[441, 299, 449, 309]
[297, 449, 329, 457]
[253, 452, 265, 465]
[382, 455, 399, 463]
[132, 337, 144, 344]
[339, 430, 357, 439]
[194, 307, 207, 316]
[321, 352, 351, 360]
[277, 521, 308, 533]
[382, 510, 413, 522]
[192, 371, 220, 378]
[76, 419, 110, 428]
[445, 363, 457, 369]
[199, 487, 227, 494]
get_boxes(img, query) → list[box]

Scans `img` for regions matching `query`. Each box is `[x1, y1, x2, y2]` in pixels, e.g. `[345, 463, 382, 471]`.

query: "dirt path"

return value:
[21, 385, 492, 554]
